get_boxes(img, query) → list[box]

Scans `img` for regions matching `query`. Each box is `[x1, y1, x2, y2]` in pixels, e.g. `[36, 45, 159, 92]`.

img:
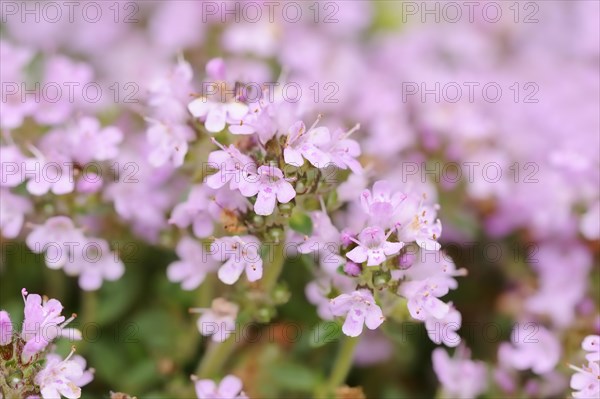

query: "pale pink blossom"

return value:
[239, 165, 295, 216]
[167, 237, 218, 291]
[192, 298, 239, 343]
[346, 226, 403, 267]
[194, 374, 248, 399]
[211, 236, 263, 285]
[330, 289, 385, 337]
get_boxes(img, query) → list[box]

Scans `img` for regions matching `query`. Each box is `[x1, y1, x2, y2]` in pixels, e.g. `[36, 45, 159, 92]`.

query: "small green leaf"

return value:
[289, 211, 313, 236]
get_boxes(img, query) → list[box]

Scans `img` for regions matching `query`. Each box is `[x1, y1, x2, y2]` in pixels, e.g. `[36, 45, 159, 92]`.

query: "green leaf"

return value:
[289, 211, 313, 236]
[270, 362, 322, 392]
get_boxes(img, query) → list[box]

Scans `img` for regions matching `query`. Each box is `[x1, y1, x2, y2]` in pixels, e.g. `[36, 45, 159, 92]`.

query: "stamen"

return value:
[210, 137, 229, 152]
[308, 114, 323, 132]
[26, 143, 45, 160]
[343, 123, 361, 139]
[60, 313, 77, 329]
[64, 346, 77, 362]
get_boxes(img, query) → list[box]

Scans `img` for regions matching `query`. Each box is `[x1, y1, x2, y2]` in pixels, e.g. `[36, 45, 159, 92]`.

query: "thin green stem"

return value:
[195, 241, 286, 378]
[195, 336, 237, 378]
[260, 241, 285, 291]
[78, 291, 97, 351]
[326, 335, 360, 393]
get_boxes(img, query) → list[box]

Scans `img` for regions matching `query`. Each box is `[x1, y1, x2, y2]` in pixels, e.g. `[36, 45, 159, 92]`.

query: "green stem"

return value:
[196, 336, 237, 378]
[195, 241, 286, 377]
[78, 291, 97, 351]
[327, 335, 360, 393]
[260, 241, 285, 291]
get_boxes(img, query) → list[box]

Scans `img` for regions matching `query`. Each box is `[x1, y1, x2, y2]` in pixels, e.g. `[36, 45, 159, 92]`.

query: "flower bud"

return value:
[272, 285, 291, 305]
[252, 215, 265, 227]
[279, 203, 294, 217]
[373, 271, 391, 288]
[268, 227, 285, 243]
[343, 262, 362, 277]
[0, 311, 13, 346]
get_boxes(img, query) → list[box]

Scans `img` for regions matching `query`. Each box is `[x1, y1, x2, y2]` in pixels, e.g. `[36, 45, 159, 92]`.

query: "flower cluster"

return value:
[0, 289, 93, 398]
[1, 1, 598, 397]
[570, 335, 600, 399]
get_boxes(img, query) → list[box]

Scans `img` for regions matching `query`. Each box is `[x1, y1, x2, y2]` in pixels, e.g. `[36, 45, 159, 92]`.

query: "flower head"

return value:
[283, 120, 331, 168]
[0, 310, 13, 345]
[582, 335, 600, 362]
[360, 180, 406, 228]
[239, 165, 295, 216]
[570, 362, 600, 399]
[211, 235, 263, 285]
[62, 238, 124, 291]
[192, 298, 239, 342]
[26, 217, 86, 269]
[167, 237, 218, 290]
[194, 374, 248, 399]
[346, 226, 403, 267]
[205, 140, 256, 191]
[21, 289, 79, 362]
[34, 349, 93, 399]
[498, 324, 561, 375]
[330, 289, 385, 337]
[432, 346, 487, 399]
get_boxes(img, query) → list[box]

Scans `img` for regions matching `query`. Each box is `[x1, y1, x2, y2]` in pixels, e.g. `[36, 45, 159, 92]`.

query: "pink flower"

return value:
[330, 289, 385, 337]
[228, 98, 277, 142]
[192, 298, 239, 343]
[167, 237, 218, 291]
[498, 324, 561, 375]
[188, 58, 249, 133]
[283, 120, 331, 168]
[326, 125, 362, 174]
[346, 226, 403, 267]
[582, 335, 600, 362]
[67, 117, 123, 164]
[570, 362, 600, 399]
[239, 165, 295, 216]
[305, 274, 355, 320]
[400, 279, 451, 321]
[205, 139, 256, 191]
[34, 350, 93, 399]
[294, 209, 343, 272]
[147, 57, 194, 123]
[1, 145, 27, 187]
[146, 119, 194, 168]
[392, 250, 465, 293]
[580, 201, 600, 240]
[26, 216, 86, 268]
[0, 41, 36, 129]
[62, 238, 125, 291]
[0, 189, 32, 239]
[33, 56, 93, 126]
[211, 236, 263, 285]
[194, 374, 248, 399]
[396, 196, 442, 251]
[24, 147, 75, 196]
[189, 98, 248, 133]
[425, 305, 461, 347]
[0, 310, 12, 345]
[360, 180, 406, 228]
[432, 346, 487, 399]
[169, 185, 248, 238]
[21, 289, 78, 362]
